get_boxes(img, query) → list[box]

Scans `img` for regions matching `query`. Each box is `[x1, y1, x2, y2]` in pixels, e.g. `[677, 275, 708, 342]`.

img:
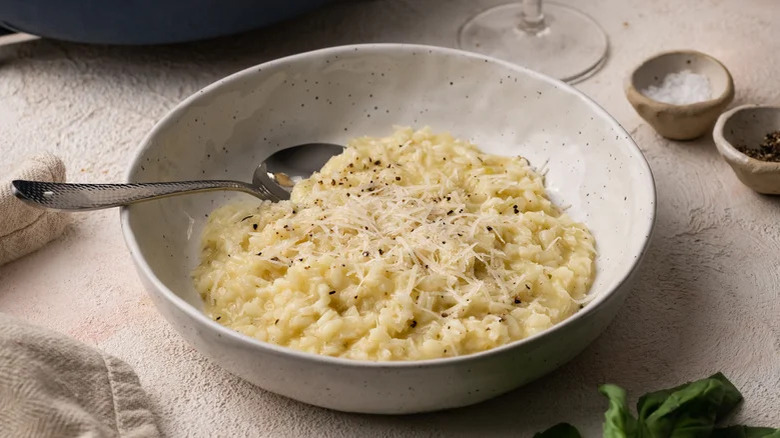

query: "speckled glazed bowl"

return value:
[626, 50, 734, 140]
[121, 44, 656, 414]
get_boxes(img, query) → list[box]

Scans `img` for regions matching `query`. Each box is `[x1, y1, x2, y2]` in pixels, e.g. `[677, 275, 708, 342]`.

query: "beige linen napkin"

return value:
[0, 314, 160, 438]
[0, 155, 160, 437]
[0, 153, 68, 266]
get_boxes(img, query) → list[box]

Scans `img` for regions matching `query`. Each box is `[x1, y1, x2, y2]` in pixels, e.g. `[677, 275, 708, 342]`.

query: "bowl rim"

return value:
[625, 49, 734, 112]
[713, 104, 780, 171]
[120, 43, 657, 368]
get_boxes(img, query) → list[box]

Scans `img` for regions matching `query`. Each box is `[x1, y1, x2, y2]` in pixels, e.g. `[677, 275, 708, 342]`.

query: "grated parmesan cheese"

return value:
[193, 127, 596, 361]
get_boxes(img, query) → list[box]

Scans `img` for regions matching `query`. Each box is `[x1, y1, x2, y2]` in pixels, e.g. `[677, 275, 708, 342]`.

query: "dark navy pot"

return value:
[0, 0, 333, 45]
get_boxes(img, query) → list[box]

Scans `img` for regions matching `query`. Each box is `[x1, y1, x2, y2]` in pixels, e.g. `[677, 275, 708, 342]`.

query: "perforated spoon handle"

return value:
[11, 180, 280, 211]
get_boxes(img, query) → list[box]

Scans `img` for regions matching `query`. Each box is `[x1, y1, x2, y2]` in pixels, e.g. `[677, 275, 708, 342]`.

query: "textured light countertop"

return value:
[1, 0, 778, 436]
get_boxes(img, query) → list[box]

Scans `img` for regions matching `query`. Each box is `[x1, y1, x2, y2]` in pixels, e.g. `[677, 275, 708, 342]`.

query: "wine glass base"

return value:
[459, 1, 609, 83]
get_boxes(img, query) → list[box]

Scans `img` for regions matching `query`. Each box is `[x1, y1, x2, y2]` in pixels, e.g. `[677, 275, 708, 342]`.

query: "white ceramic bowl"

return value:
[121, 44, 656, 414]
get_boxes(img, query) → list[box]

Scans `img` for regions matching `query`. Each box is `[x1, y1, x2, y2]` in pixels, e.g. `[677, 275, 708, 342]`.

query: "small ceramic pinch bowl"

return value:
[626, 50, 734, 140]
[713, 104, 780, 195]
[121, 44, 656, 414]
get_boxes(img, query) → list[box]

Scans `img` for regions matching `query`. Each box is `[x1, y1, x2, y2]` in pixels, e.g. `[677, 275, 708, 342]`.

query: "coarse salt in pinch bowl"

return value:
[626, 50, 734, 140]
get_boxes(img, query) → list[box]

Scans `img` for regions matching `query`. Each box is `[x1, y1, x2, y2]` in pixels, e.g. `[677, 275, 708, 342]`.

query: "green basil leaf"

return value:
[533, 423, 583, 438]
[638, 373, 744, 438]
[637, 384, 689, 421]
[712, 426, 780, 438]
[637, 373, 742, 423]
[599, 384, 638, 438]
[708, 373, 743, 420]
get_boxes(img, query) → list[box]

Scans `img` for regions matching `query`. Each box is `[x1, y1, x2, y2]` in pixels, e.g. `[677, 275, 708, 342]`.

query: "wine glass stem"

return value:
[520, 0, 547, 34]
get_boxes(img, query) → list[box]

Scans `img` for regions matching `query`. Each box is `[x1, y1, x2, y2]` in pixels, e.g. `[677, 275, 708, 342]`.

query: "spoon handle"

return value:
[11, 180, 279, 211]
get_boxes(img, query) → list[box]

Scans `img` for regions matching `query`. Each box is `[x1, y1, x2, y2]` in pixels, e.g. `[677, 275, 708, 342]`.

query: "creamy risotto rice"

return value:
[193, 127, 596, 361]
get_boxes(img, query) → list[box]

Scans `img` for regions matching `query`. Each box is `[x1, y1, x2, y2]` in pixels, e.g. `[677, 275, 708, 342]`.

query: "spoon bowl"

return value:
[254, 142, 345, 200]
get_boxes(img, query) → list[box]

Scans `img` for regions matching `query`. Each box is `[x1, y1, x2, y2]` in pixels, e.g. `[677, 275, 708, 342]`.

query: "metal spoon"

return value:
[11, 143, 344, 211]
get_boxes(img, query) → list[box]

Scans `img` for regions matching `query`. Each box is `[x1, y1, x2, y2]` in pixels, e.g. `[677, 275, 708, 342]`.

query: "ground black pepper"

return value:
[737, 130, 780, 162]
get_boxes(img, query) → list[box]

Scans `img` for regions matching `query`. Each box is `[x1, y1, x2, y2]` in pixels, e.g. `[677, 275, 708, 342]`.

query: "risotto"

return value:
[193, 127, 596, 361]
